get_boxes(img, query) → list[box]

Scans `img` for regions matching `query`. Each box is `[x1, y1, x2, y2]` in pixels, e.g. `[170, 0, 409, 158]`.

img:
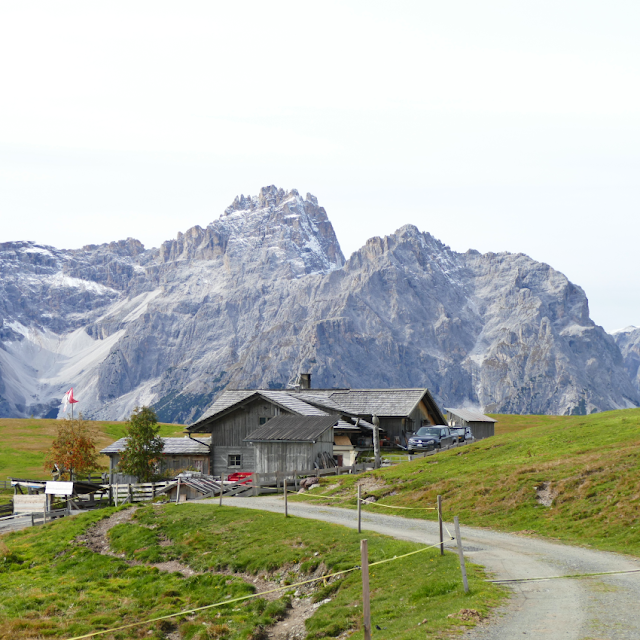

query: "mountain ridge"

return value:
[0, 185, 637, 421]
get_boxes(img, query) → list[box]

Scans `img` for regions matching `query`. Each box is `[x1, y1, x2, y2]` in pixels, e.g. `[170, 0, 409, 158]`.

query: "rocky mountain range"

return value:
[1, 185, 638, 422]
[612, 326, 640, 396]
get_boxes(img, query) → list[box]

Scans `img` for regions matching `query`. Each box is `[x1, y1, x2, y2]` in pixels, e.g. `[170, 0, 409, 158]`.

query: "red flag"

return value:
[62, 388, 79, 412]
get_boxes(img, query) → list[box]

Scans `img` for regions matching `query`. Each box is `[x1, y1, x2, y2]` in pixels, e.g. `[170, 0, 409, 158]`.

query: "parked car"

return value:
[449, 427, 473, 444]
[408, 426, 456, 451]
[407, 428, 437, 453]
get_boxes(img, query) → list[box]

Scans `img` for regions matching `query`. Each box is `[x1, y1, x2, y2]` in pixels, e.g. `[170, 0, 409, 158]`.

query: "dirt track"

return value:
[210, 496, 640, 639]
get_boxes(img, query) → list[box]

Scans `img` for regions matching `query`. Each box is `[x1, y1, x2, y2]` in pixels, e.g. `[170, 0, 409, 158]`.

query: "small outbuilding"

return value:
[445, 408, 496, 440]
[101, 437, 211, 483]
[243, 414, 338, 474]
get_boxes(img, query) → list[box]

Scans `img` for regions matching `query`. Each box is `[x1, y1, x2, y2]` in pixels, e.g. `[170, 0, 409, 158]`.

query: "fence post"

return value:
[438, 495, 444, 556]
[128, 484, 133, 504]
[219, 476, 224, 506]
[357, 484, 362, 533]
[294, 470, 298, 491]
[284, 478, 288, 518]
[253, 473, 260, 497]
[360, 539, 372, 640]
[176, 478, 181, 504]
[454, 516, 469, 593]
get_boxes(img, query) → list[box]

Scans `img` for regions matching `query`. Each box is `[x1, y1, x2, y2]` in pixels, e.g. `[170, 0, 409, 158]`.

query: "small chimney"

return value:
[299, 373, 311, 389]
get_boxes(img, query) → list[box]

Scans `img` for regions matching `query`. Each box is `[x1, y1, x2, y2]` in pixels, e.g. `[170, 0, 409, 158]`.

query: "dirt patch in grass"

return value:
[268, 596, 326, 640]
[354, 476, 388, 494]
[75, 506, 135, 554]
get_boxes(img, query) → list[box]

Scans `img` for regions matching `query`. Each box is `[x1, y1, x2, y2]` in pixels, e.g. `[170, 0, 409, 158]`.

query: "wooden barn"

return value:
[244, 414, 338, 474]
[101, 437, 211, 483]
[186, 376, 446, 475]
[445, 408, 496, 440]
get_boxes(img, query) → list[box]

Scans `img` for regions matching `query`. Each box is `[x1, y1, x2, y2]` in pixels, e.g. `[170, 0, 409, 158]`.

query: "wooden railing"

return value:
[110, 481, 173, 506]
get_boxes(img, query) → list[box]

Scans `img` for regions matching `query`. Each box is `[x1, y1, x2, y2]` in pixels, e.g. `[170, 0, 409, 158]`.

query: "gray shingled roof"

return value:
[244, 415, 338, 442]
[324, 389, 428, 417]
[189, 389, 329, 431]
[193, 390, 257, 425]
[191, 387, 444, 430]
[295, 392, 348, 413]
[258, 390, 330, 416]
[101, 437, 210, 455]
[445, 408, 497, 423]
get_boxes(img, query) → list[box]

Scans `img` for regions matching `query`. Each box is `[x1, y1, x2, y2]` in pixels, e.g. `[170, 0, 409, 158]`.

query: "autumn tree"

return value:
[44, 417, 99, 480]
[117, 406, 164, 482]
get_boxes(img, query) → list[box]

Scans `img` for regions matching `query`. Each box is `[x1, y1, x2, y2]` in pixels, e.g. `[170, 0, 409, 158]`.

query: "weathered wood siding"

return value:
[212, 445, 256, 476]
[254, 428, 334, 474]
[417, 400, 442, 426]
[208, 398, 286, 475]
[107, 453, 209, 482]
[210, 398, 282, 446]
[466, 421, 494, 440]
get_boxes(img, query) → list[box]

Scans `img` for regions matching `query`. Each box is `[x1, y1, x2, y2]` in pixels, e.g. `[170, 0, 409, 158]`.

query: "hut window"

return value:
[228, 454, 241, 468]
[259, 417, 271, 425]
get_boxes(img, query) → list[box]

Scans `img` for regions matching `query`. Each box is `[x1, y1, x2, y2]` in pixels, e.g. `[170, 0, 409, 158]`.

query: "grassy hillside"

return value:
[0, 418, 185, 481]
[0, 504, 503, 639]
[296, 409, 640, 557]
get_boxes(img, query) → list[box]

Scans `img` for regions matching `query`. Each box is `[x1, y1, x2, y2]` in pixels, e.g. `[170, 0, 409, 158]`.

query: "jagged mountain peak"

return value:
[224, 185, 298, 215]
[155, 185, 345, 277]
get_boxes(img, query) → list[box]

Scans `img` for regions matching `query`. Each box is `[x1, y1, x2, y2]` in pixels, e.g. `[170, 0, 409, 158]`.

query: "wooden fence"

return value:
[111, 481, 173, 506]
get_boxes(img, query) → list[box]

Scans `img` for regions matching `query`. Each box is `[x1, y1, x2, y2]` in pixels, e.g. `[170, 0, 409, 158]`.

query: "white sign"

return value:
[45, 481, 73, 495]
[14, 494, 46, 514]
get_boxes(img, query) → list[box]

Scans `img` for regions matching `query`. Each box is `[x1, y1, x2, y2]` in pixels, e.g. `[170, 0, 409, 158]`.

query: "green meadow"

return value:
[0, 418, 185, 481]
[0, 504, 503, 640]
[293, 409, 640, 556]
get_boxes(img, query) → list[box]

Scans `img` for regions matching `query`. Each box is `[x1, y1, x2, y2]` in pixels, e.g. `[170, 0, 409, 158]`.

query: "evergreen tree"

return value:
[118, 406, 164, 482]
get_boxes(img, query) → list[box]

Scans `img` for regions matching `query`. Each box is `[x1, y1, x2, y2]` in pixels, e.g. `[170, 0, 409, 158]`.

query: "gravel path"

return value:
[206, 496, 640, 639]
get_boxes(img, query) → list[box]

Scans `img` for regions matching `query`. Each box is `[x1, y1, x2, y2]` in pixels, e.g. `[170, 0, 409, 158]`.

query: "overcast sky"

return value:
[1, 1, 638, 332]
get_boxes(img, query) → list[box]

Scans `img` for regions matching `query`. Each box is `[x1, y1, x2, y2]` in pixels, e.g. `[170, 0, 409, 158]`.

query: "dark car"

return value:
[407, 428, 437, 453]
[408, 426, 455, 451]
